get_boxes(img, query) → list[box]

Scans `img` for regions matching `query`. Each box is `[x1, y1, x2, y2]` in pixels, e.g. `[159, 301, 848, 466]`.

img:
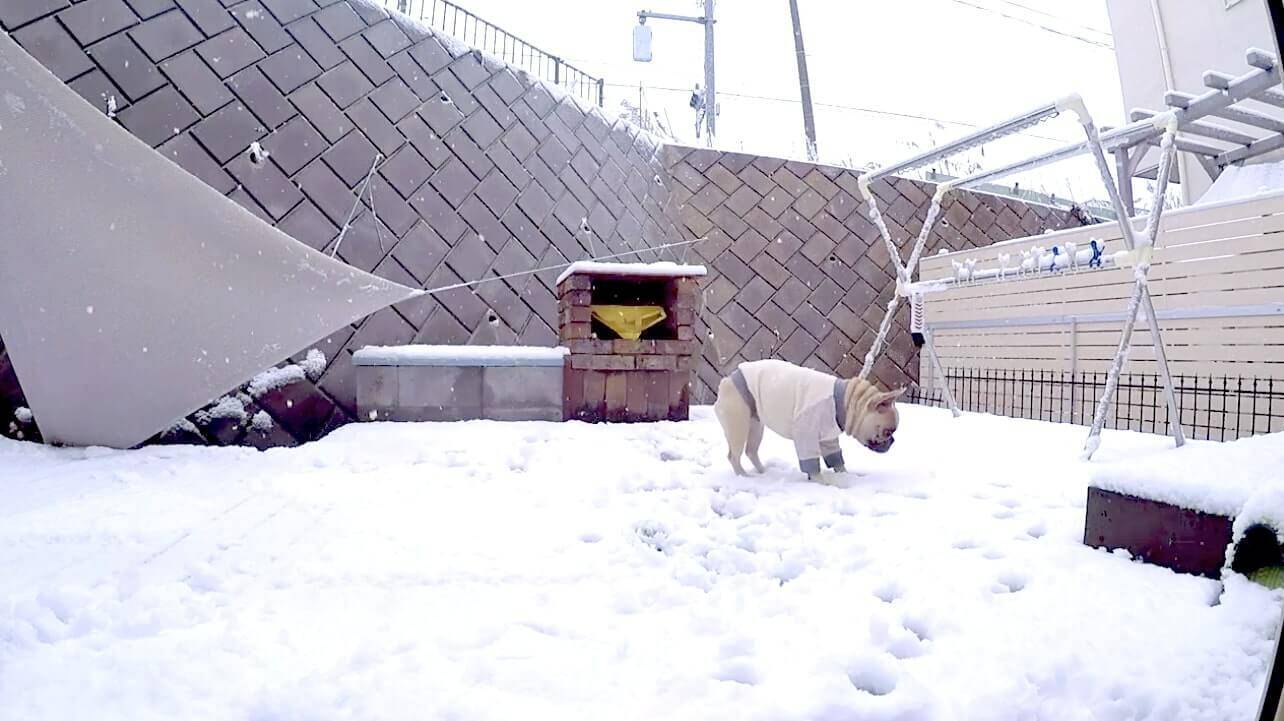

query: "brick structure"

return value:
[0, 0, 1092, 448]
[559, 269, 700, 422]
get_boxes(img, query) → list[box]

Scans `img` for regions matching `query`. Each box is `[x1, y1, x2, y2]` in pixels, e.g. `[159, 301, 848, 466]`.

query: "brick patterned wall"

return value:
[662, 145, 1093, 404]
[0, 0, 1092, 448]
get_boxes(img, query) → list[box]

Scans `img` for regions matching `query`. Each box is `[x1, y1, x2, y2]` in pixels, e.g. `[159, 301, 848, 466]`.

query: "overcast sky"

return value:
[405, 0, 1124, 203]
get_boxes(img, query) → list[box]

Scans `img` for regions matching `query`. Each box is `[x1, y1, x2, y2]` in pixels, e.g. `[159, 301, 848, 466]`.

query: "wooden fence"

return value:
[917, 189, 1284, 440]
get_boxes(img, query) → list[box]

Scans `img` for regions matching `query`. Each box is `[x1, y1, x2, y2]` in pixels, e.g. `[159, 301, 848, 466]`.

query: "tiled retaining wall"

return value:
[0, 0, 1090, 447]
[663, 145, 1092, 403]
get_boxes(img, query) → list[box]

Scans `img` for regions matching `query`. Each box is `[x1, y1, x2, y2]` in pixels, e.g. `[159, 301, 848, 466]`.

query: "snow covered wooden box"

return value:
[1087, 434, 1284, 581]
[353, 346, 568, 423]
[1084, 488, 1233, 579]
[557, 262, 706, 423]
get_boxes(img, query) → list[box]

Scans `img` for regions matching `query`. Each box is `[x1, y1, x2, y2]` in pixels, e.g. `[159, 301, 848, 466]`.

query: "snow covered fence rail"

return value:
[915, 187, 1284, 442]
[354, 345, 568, 423]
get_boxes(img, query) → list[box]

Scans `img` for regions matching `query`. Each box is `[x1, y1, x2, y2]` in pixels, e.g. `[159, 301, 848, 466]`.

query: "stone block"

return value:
[612, 340, 656, 355]
[356, 365, 397, 419]
[604, 373, 628, 420]
[626, 373, 648, 419]
[638, 355, 675, 371]
[482, 366, 562, 421]
[396, 365, 482, 421]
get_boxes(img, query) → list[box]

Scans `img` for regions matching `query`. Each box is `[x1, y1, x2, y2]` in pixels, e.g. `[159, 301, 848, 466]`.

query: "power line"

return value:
[997, 0, 1114, 38]
[944, 0, 1114, 49]
[603, 82, 1078, 144]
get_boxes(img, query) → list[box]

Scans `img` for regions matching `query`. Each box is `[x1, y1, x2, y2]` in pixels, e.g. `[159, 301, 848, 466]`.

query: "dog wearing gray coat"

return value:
[713, 359, 904, 480]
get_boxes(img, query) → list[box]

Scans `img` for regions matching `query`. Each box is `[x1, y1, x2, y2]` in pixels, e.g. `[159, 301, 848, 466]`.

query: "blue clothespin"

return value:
[1089, 240, 1104, 268]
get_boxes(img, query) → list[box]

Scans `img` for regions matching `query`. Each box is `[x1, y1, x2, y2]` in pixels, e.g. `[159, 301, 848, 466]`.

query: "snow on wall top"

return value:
[555, 262, 708, 287]
[353, 345, 570, 367]
[1090, 431, 1284, 518]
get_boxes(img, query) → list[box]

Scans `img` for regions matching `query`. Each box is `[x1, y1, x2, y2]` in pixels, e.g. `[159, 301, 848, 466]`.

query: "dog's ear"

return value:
[875, 387, 906, 411]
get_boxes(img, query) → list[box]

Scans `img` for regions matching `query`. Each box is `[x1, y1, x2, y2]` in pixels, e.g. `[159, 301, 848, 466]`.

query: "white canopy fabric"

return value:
[0, 33, 419, 448]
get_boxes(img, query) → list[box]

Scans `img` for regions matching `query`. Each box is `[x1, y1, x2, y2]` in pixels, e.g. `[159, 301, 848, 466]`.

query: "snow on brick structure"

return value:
[554, 261, 708, 287]
[559, 263, 702, 422]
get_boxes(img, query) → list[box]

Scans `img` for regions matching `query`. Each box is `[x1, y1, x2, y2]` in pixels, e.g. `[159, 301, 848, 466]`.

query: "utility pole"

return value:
[635, 1, 717, 144]
[787, 0, 817, 161]
[702, 0, 716, 141]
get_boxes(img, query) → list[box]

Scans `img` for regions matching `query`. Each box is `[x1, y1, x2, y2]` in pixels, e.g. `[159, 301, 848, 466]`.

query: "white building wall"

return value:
[1105, 0, 1279, 202]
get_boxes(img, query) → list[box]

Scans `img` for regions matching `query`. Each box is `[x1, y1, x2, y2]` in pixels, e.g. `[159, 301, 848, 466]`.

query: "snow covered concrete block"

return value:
[355, 345, 566, 422]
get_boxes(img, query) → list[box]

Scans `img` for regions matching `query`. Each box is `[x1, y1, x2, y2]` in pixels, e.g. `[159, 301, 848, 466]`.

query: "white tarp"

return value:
[0, 33, 418, 448]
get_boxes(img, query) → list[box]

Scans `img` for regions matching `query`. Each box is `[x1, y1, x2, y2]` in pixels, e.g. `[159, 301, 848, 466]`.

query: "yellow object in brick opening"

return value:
[591, 305, 667, 340]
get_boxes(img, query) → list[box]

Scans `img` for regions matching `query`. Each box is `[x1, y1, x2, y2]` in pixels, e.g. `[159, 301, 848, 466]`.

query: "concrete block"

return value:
[483, 365, 562, 419]
[486, 405, 562, 422]
[396, 365, 481, 421]
[356, 365, 399, 420]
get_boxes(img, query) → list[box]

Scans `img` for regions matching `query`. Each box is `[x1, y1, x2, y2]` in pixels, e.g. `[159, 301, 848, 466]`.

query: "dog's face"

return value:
[850, 387, 904, 453]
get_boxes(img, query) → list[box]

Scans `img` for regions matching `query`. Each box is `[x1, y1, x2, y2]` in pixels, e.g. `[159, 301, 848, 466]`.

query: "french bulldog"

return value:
[713, 359, 904, 480]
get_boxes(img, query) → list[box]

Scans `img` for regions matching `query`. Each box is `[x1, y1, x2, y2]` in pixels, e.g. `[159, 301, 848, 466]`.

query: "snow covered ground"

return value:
[1, 405, 1280, 721]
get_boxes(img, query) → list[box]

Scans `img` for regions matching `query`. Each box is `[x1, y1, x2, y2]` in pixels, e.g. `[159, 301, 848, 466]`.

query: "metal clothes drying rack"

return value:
[853, 48, 1282, 459]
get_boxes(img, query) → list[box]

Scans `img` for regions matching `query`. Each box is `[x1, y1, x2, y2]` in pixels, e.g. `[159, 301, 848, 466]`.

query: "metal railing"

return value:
[386, 0, 605, 107]
[909, 368, 1284, 442]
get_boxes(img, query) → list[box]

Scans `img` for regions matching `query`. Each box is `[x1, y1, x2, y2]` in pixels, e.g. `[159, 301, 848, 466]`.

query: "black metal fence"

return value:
[908, 368, 1284, 442]
[387, 0, 605, 107]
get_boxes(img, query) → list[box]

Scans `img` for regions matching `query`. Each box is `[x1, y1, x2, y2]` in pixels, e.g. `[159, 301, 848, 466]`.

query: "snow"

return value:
[164, 418, 200, 437]
[1, 405, 1279, 720]
[1090, 431, 1284, 518]
[246, 350, 327, 398]
[13, 406, 32, 423]
[193, 395, 246, 425]
[1199, 160, 1284, 206]
[246, 365, 306, 398]
[353, 345, 569, 367]
[299, 348, 326, 378]
[556, 261, 708, 286]
[249, 410, 274, 434]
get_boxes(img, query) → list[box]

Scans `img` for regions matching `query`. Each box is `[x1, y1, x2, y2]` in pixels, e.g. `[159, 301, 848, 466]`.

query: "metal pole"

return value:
[864, 102, 1061, 182]
[1114, 147, 1135, 217]
[923, 330, 961, 417]
[1082, 120, 1185, 458]
[787, 0, 817, 161]
[1069, 316, 1078, 423]
[957, 60, 1281, 191]
[636, 6, 716, 141]
[703, 0, 716, 143]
